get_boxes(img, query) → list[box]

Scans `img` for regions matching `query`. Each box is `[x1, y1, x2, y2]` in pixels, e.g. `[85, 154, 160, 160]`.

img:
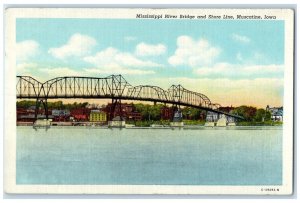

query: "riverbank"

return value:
[126, 120, 206, 127]
[236, 121, 283, 126]
[17, 120, 283, 127]
[110, 120, 283, 127]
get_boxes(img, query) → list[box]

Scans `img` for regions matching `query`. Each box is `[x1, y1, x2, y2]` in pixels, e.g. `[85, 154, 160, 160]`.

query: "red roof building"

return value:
[160, 106, 174, 120]
[105, 103, 142, 121]
[70, 108, 90, 121]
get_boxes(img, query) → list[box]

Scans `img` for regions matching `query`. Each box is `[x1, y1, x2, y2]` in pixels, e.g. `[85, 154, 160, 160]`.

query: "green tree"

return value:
[16, 100, 36, 108]
[134, 103, 164, 121]
[48, 101, 63, 109]
[231, 105, 257, 121]
[265, 111, 271, 121]
[254, 108, 266, 122]
[134, 103, 149, 120]
[182, 107, 202, 120]
[149, 104, 163, 120]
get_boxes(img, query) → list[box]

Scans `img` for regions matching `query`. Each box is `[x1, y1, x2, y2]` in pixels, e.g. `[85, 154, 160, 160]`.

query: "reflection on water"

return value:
[16, 126, 282, 185]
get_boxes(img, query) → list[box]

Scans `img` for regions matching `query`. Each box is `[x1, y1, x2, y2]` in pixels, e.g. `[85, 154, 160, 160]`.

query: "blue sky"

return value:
[16, 19, 284, 107]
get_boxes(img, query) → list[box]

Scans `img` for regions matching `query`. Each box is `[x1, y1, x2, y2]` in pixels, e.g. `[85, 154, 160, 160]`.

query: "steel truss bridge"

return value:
[16, 75, 243, 121]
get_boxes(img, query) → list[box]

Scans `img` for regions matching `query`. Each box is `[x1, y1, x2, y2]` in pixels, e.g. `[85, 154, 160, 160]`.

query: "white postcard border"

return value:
[4, 8, 294, 195]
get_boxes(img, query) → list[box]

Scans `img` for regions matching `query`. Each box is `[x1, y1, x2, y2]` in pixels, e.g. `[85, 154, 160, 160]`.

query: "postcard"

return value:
[4, 8, 294, 195]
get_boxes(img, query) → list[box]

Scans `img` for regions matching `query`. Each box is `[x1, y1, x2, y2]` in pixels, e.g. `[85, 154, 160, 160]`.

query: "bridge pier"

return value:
[227, 116, 237, 126]
[34, 98, 49, 122]
[170, 107, 184, 127]
[204, 122, 215, 127]
[216, 114, 227, 126]
[205, 113, 237, 127]
[108, 98, 126, 127]
[108, 119, 126, 128]
[205, 111, 219, 126]
[170, 122, 184, 127]
[109, 98, 123, 121]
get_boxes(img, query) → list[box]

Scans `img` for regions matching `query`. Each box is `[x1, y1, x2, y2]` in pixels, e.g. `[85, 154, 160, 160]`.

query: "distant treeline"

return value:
[16, 100, 89, 110]
[17, 100, 271, 122]
[230, 106, 271, 122]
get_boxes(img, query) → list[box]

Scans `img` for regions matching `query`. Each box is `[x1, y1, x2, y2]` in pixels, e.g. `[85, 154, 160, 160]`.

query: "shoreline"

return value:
[17, 121, 283, 126]
[16, 121, 283, 129]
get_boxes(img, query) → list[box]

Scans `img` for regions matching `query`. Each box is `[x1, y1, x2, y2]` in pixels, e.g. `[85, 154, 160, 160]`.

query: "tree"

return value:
[231, 105, 257, 121]
[254, 108, 266, 122]
[265, 111, 271, 121]
[17, 100, 36, 108]
[134, 103, 163, 121]
[48, 101, 63, 109]
[149, 104, 163, 120]
[134, 103, 149, 120]
[182, 107, 202, 120]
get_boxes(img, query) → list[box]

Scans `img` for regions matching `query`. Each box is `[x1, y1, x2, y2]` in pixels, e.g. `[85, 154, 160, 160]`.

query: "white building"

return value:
[52, 109, 70, 116]
[266, 105, 283, 122]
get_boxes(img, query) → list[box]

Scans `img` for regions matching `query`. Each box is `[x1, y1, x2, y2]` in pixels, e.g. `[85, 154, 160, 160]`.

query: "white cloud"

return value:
[16, 63, 39, 76]
[33, 65, 153, 80]
[168, 36, 221, 67]
[84, 67, 155, 75]
[231, 33, 251, 44]
[16, 40, 39, 62]
[84, 47, 163, 68]
[135, 42, 167, 56]
[48, 33, 97, 59]
[194, 63, 284, 78]
[39, 67, 81, 77]
[16, 64, 85, 81]
[83, 47, 160, 75]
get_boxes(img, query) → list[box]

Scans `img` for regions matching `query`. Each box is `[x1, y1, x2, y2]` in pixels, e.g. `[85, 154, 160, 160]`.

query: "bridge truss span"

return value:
[16, 75, 243, 120]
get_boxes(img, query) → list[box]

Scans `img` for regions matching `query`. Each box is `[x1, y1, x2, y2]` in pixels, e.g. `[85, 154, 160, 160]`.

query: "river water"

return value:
[16, 126, 282, 185]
